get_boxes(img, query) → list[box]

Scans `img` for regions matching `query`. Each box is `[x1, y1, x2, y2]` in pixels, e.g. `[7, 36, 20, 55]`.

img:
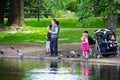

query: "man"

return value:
[84, 31, 96, 57]
[49, 19, 59, 56]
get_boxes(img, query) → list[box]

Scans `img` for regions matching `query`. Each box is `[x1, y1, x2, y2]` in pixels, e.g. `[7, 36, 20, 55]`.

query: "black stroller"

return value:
[94, 28, 120, 58]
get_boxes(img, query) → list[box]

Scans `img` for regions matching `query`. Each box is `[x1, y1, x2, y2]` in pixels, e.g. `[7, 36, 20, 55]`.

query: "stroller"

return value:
[94, 28, 120, 58]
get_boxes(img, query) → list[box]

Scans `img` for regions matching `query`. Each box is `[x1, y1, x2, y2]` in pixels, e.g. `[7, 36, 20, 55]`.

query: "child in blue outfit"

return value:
[108, 35, 117, 48]
[46, 25, 52, 54]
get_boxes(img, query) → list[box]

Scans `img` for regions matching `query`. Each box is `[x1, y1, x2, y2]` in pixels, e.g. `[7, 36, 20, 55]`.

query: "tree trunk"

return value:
[105, 14, 118, 33]
[7, 0, 24, 26]
[0, 0, 7, 24]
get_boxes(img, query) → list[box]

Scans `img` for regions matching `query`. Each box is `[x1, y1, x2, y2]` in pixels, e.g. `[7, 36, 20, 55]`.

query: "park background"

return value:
[0, 0, 120, 44]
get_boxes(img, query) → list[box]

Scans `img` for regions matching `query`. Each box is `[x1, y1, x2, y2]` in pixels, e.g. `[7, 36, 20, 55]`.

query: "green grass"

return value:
[58, 29, 95, 43]
[24, 18, 78, 28]
[24, 18, 105, 28]
[0, 27, 47, 43]
[86, 17, 105, 28]
[24, 18, 120, 28]
[0, 27, 120, 44]
[24, 19, 51, 27]
[3, 18, 120, 28]
[0, 18, 120, 44]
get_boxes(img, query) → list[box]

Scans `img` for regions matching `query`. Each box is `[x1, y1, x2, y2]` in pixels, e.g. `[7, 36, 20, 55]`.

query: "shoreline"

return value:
[0, 43, 120, 65]
[0, 55, 120, 65]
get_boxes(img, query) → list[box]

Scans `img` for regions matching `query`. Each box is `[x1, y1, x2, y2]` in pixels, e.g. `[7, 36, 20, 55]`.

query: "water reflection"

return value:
[0, 59, 25, 80]
[69, 63, 76, 74]
[49, 61, 58, 74]
[0, 59, 120, 80]
[81, 61, 89, 80]
[28, 60, 80, 80]
[93, 64, 120, 80]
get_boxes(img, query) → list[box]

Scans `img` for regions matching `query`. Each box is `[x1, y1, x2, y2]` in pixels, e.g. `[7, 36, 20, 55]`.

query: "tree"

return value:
[65, 0, 79, 12]
[77, 0, 120, 32]
[7, 0, 24, 27]
[101, 0, 120, 32]
[94, 0, 120, 32]
[77, 0, 93, 27]
[0, 0, 7, 24]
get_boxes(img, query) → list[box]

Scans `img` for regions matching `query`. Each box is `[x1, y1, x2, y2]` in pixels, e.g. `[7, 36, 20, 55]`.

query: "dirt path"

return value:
[0, 43, 81, 56]
[0, 43, 120, 64]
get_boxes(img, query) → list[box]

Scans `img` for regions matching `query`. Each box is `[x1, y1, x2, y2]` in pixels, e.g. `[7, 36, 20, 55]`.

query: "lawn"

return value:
[0, 18, 120, 44]
[24, 18, 79, 28]
[0, 26, 120, 44]
[24, 18, 120, 28]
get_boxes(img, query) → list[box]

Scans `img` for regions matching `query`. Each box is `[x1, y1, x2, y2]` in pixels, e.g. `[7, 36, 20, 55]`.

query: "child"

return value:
[84, 31, 95, 58]
[81, 32, 90, 59]
[46, 25, 52, 54]
[108, 35, 116, 48]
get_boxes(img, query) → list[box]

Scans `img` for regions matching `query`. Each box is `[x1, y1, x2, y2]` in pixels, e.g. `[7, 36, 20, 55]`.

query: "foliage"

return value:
[77, 0, 120, 27]
[24, 0, 51, 18]
[44, 0, 70, 10]
[65, 0, 79, 12]
[77, 0, 93, 27]
[53, 10, 76, 18]
[99, 0, 120, 17]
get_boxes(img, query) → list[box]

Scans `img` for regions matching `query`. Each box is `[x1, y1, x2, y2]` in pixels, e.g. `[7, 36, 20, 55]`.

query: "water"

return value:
[0, 58, 120, 80]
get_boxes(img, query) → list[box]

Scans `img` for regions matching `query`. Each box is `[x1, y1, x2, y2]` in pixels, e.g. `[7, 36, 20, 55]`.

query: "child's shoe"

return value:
[81, 54, 85, 59]
[85, 55, 89, 60]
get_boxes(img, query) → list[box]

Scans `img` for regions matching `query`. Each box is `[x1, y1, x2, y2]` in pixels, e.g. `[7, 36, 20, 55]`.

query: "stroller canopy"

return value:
[95, 28, 115, 40]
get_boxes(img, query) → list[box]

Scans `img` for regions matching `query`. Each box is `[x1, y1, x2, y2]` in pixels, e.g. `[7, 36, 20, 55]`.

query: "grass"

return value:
[24, 18, 105, 28]
[86, 17, 105, 28]
[3, 18, 120, 28]
[0, 27, 47, 43]
[24, 18, 78, 28]
[59, 29, 95, 43]
[0, 26, 120, 44]
[0, 18, 120, 44]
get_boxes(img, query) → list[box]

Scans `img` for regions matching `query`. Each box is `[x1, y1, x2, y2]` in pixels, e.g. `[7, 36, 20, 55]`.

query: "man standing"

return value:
[49, 19, 59, 56]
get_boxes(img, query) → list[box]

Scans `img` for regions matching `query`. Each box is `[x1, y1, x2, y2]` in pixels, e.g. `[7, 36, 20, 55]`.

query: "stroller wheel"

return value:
[96, 54, 101, 59]
[89, 55, 93, 58]
[115, 53, 120, 58]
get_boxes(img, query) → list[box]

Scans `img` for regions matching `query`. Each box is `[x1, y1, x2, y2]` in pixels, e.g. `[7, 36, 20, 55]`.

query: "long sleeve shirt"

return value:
[50, 25, 59, 38]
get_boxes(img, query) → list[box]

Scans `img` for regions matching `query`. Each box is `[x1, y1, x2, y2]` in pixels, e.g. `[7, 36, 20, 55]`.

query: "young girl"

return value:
[46, 25, 52, 54]
[81, 32, 89, 59]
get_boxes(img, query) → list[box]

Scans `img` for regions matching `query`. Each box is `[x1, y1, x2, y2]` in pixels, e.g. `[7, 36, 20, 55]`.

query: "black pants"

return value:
[50, 38, 58, 56]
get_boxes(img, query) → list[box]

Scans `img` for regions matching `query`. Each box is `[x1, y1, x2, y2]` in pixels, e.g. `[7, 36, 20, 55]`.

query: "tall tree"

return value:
[7, 0, 24, 27]
[95, 0, 120, 32]
[77, 0, 120, 32]
[0, 0, 7, 24]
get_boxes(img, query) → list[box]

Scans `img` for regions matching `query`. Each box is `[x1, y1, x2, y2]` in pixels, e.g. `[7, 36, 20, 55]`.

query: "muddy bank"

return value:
[0, 43, 81, 56]
[0, 43, 120, 64]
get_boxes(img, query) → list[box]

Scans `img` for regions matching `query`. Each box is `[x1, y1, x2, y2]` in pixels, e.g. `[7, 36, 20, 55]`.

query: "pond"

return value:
[0, 58, 120, 80]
